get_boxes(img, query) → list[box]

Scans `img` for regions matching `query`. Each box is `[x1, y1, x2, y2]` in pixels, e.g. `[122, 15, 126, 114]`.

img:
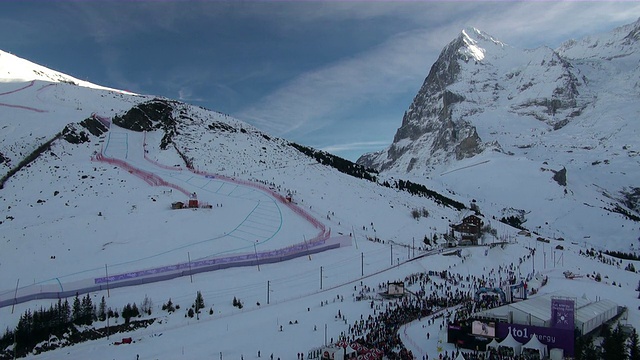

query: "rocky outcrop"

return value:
[112, 99, 176, 132]
[79, 116, 109, 137]
[358, 28, 491, 172]
[112, 99, 178, 149]
[358, 26, 589, 176]
[552, 167, 567, 187]
[62, 124, 90, 144]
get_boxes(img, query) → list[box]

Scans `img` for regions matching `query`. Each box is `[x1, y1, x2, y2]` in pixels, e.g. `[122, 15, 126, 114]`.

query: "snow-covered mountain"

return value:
[0, 49, 132, 94]
[0, 44, 469, 307]
[0, 46, 488, 359]
[358, 19, 640, 249]
[2, 32, 640, 360]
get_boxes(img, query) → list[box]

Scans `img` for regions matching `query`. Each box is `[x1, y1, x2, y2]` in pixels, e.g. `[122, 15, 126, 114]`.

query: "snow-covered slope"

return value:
[1, 42, 639, 360]
[358, 19, 640, 250]
[0, 49, 133, 93]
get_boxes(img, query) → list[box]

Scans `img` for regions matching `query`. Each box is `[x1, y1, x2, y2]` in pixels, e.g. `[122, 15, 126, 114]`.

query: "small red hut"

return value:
[188, 192, 199, 208]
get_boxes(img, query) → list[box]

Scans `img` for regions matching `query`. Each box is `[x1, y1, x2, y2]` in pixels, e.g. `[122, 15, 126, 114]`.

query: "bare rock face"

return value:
[358, 28, 490, 172]
[552, 167, 567, 187]
[455, 127, 482, 160]
[357, 25, 594, 177]
[112, 99, 179, 149]
[112, 99, 176, 133]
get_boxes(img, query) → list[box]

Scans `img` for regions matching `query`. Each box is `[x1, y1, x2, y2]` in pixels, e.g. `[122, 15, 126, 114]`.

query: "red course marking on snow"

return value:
[0, 80, 35, 96]
[0, 79, 48, 112]
[0, 102, 48, 113]
[93, 153, 192, 196]
[140, 130, 328, 234]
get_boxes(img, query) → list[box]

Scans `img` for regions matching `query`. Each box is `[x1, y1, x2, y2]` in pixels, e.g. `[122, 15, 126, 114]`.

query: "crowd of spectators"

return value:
[330, 247, 538, 359]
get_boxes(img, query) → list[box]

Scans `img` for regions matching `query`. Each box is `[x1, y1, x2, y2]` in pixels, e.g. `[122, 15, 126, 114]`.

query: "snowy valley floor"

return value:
[3, 235, 639, 360]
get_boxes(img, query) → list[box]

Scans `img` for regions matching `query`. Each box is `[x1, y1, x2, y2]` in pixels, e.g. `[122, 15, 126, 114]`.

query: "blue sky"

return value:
[1, 1, 638, 161]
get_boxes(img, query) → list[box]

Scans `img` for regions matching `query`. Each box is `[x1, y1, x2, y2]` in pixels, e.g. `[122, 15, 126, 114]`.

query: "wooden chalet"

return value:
[450, 214, 484, 245]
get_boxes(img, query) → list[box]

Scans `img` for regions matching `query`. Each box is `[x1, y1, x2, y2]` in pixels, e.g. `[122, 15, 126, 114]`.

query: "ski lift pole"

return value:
[11, 278, 19, 314]
[254, 242, 261, 271]
[188, 252, 193, 283]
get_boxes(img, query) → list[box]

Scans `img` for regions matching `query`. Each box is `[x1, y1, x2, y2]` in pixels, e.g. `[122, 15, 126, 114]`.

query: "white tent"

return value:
[455, 352, 467, 360]
[522, 334, 547, 358]
[497, 332, 522, 355]
[344, 345, 357, 359]
[486, 338, 500, 351]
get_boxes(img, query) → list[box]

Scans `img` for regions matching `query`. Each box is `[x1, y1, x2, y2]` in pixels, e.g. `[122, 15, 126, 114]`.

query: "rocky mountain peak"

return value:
[358, 19, 639, 181]
[557, 17, 640, 60]
[459, 27, 507, 61]
[622, 17, 640, 43]
[358, 27, 507, 172]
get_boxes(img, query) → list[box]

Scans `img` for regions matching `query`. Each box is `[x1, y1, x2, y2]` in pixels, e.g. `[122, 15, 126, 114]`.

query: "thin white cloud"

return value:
[237, 28, 444, 136]
[468, 2, 640, 48]
[236, 2, 639, 138]
[320, 140, 391, 154]
[178, 87, 205, 102]
[61, 2, 188, 45]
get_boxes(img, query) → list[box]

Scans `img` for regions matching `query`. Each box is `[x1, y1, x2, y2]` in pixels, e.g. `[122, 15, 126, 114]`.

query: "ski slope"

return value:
[0, 117, 350, 307]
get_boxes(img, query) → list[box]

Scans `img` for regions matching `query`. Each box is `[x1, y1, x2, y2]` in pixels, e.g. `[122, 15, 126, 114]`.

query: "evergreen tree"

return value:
[423, 235, 431, 247]
[54, 299, 63, 328]
[601, 324, 627, 360]
[32, 307, 43, 343]
[15, 309, 34, 351]
[629, 329, 640, 360]
[162, 298, 175, 312]
[0, 328, 14, 354]
[583, 338, 600, 360]
[81, 293, 94, 325]
[194, 291, 205, 314]
[61, 299, 71, 325]
[98, 296, 107, 321]
[122, 303, 132, 324]
[141, 294, 153, 314]
[575, 334, 598, 360]
[72, 293, 82, 325]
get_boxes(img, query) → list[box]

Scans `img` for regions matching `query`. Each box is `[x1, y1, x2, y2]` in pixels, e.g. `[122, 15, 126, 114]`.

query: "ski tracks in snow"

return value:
[0, 80, 48, 113]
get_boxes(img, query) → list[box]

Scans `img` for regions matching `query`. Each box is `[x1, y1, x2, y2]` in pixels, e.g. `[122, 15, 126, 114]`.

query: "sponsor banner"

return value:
[551, 298, 575, 330]
[496, 322, 574, 357]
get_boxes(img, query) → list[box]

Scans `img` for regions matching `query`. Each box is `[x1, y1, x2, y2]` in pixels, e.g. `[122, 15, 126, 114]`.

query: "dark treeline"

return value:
[0, 293, 124, 358]
[0, 293, 98, 357]
[391, 179, 466, 210]
[290, 142, 465, 210]
[289, 142, 378, 182]
[499, 216, 525, 230]
[0, 133, 61, 189]
[604, 250, 640, 261]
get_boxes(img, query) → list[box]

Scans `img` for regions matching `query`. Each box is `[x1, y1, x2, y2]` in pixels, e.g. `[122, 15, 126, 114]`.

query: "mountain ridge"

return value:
[358, 19, 640, 248]
[1, 24, 640, 360]
[0, 49, 133, 94]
